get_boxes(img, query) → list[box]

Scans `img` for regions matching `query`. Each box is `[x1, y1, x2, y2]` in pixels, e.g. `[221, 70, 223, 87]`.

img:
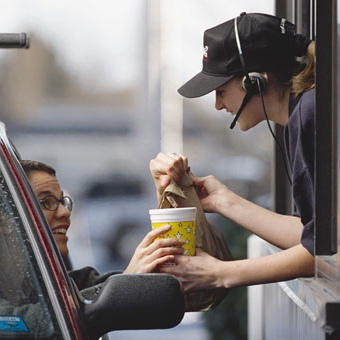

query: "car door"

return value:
[0, 122, 185, 340]
[0, 122, 88, 339]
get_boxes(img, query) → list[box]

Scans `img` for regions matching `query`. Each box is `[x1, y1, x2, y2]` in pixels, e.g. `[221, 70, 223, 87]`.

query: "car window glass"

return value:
[0, 170, 62, 339]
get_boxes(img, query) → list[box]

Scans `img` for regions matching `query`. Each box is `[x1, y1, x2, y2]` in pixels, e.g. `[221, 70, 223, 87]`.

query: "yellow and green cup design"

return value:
[149, 207, 197, 256]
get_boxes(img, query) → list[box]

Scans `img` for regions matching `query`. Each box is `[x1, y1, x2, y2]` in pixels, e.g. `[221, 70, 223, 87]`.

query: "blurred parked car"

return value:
[0, 122, 184, 340]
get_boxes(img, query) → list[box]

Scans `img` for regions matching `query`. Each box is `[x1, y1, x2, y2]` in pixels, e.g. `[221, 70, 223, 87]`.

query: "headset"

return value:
[229, 16, 267, 129]
[230, 15, 292, 185]
[234, 16, 267, 95]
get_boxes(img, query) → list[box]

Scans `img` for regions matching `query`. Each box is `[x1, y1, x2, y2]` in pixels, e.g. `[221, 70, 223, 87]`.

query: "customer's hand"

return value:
[123, 225, 185, 274]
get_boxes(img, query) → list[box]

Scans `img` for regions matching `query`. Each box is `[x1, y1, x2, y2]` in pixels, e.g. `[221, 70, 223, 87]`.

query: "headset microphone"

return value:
[229, 92, 252, 129]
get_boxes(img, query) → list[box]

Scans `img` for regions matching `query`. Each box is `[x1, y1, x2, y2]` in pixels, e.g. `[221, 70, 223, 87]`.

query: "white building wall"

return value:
[247, 235, 334, 340]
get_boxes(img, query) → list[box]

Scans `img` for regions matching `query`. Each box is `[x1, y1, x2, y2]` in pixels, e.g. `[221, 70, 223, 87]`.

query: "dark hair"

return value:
[20, 160, 56, 177]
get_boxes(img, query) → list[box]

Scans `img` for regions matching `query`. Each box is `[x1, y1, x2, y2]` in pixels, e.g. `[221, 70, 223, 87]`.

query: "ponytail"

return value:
[291, 41, 315, 94]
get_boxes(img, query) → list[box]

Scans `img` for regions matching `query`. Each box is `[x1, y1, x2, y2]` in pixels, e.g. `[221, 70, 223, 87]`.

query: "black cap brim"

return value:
[177, 71, 234, 98]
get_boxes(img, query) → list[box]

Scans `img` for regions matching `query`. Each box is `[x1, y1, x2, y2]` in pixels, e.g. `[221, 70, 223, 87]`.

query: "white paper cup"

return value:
[149, 207, 197, 256]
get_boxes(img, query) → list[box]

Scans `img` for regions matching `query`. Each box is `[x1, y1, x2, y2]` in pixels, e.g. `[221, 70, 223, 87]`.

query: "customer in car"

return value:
[20, 160, 185, 293]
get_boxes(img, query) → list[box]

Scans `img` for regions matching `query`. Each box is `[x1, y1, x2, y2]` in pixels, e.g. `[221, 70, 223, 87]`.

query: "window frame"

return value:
[314, 0, 338, 255]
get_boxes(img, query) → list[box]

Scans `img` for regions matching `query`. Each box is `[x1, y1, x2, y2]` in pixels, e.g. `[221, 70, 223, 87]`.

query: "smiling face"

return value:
[27, 171, 71, 257]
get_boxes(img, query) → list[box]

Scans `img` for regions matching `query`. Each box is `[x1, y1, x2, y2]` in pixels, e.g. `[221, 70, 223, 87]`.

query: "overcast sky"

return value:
[0, 1, 275, 90]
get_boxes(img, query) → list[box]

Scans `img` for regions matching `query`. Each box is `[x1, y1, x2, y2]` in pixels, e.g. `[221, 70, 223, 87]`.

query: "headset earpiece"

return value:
[230, 16, 268, 130]
[241, 72, 266, 95]
[234, 16, 267, 96]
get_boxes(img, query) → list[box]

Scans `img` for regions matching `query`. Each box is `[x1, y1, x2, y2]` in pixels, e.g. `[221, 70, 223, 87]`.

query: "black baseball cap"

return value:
[178, 12, 307, 98]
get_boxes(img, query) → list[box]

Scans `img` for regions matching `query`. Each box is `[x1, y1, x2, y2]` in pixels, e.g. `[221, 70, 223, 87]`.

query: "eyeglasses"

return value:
[39, 195, 73, 212]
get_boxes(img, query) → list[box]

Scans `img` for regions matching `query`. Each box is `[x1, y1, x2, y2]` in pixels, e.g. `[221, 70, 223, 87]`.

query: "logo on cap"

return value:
[280, 18, 286, 34]
[203, 46, 208, 61]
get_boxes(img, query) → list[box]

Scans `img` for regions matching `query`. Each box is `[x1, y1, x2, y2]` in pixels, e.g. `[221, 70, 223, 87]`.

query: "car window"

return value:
[0, 164, 63, 339]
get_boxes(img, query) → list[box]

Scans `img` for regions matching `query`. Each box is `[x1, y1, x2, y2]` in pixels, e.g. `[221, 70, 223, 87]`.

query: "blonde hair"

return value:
[291, 41, 315, 94]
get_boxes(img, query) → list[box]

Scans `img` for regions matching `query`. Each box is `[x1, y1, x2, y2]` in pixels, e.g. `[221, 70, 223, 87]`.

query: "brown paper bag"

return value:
[159, 171, 233, 312]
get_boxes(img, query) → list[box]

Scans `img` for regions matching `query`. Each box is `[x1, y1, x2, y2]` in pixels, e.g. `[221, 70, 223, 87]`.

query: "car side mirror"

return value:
[81, 273, 185, 340]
